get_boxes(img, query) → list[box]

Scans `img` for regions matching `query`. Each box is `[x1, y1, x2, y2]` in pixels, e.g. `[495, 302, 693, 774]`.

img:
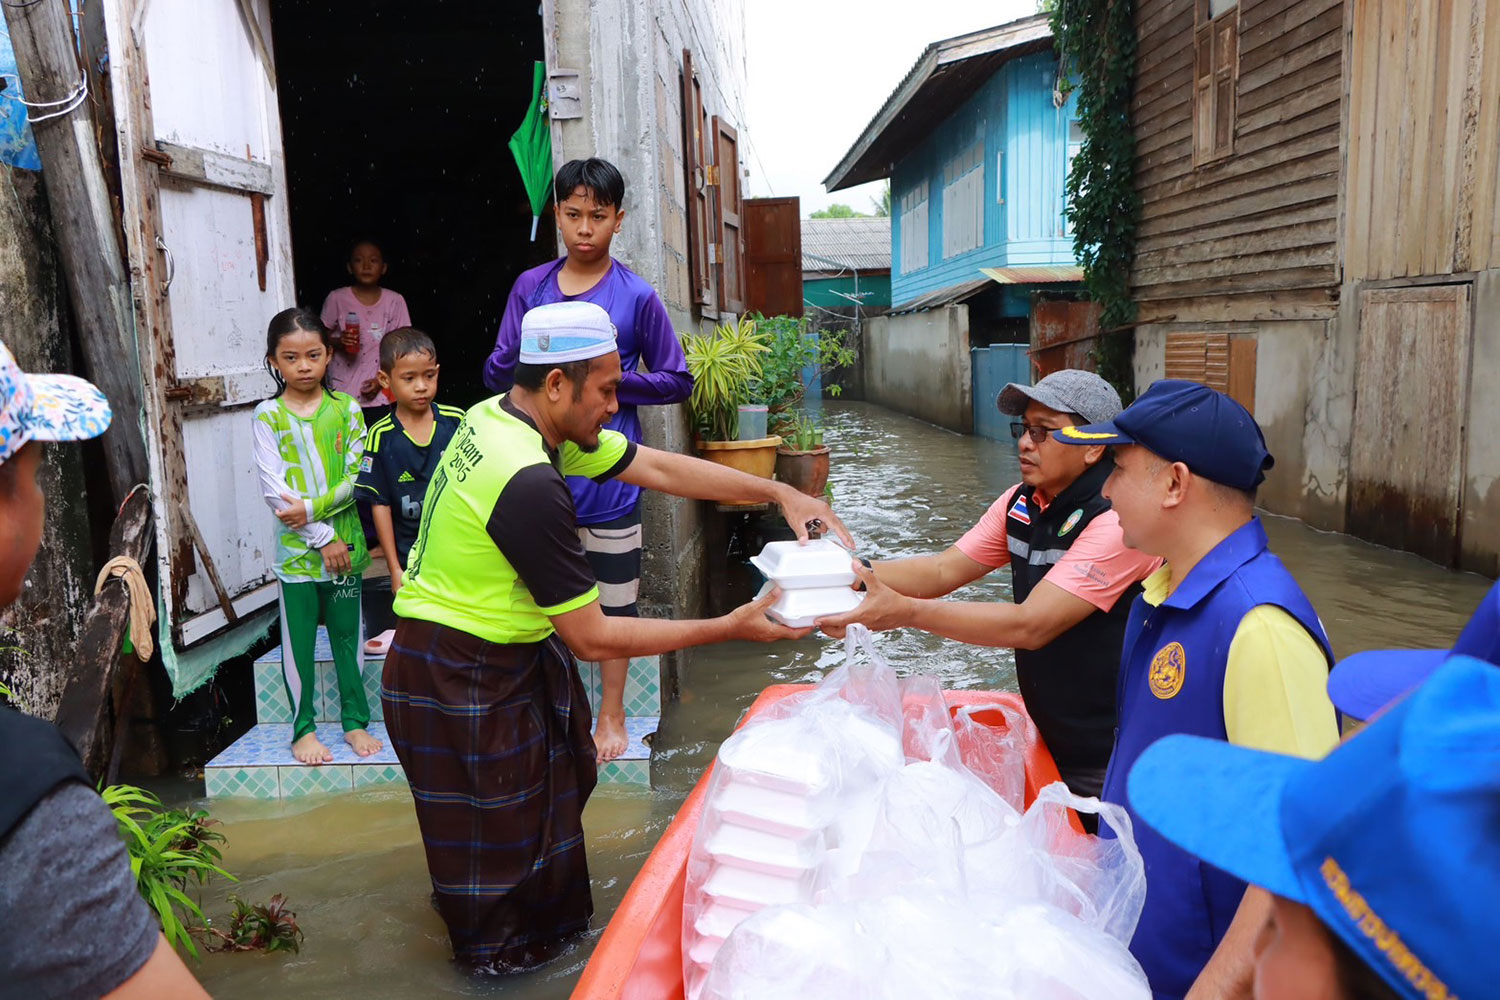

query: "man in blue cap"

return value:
[1053, 379, 1340, 999]
[1127, 650, 1499, 1000]
[1327, 577, 1499, 721]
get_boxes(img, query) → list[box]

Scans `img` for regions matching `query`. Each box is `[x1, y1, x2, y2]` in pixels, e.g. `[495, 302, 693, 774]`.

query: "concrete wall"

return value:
[1463, 269, 1500, 576]
[548, 0, 749, 617]
[863, 306, 973, 433]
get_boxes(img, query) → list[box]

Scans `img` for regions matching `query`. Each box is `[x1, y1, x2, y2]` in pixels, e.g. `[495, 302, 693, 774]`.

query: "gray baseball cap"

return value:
[997, 369, 1122, 425]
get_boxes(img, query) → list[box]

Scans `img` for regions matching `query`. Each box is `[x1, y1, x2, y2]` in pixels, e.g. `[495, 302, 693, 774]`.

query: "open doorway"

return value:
[269, 0, 555, 405]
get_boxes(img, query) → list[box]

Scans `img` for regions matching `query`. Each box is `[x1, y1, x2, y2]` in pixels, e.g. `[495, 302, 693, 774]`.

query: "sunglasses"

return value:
[1009, 422, 1061, 444]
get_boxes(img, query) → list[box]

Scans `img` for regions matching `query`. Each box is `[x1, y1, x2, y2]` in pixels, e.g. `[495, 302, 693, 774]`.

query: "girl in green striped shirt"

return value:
[253, 307, 376, 764]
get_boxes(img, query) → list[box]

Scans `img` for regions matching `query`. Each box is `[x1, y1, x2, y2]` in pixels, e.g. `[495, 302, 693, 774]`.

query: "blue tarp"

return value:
[0, 26, 43, 170]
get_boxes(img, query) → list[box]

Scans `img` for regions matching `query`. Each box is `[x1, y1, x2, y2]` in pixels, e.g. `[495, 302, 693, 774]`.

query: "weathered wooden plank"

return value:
[1137, 115, 1194, 160]
[1346, 1, 1381, 280]
[155, 140, 274, 196]
[1137, 0, 1191, 38]
[1236, 82, 1341, 138]
[1136, 288, 1340, 323]
[1133, 63, 1194, 121]
[1240, 0, 1342, 55]
[1397, 0, 1437, 277]
[1237, 21, 1345, 95]
[1136, 219, 1338, 270]
[1139, 119, 1340, 193]
[1470, 0, 1500, 269]
[1137, 196, 1337, 249]
[1367, 0, 1405, 278]
[1141, 147, 1341, 221]
[1133, 244, 1338, 287]
[1237, 50, 1342, 117]
[1139, 180, 1336, 238]
[1239, 3, 1344, 76]
[53, 490, 153, 778]
[1228, 337, 1258, 415]
[1, 0, 148, 503]
[1420, 0, 1459, 273]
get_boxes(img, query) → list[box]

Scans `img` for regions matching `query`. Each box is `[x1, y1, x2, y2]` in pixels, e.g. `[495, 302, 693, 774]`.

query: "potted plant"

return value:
[679, 317, 782, 485]
[749, 315, 856, 437]
[774, 411, 831, 498]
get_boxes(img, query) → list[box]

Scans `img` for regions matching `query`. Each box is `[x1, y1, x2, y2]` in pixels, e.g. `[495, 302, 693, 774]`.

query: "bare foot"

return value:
[345, 728, 383, 757]
[292, 732, 333, 765]
[594, 710, 629, 763]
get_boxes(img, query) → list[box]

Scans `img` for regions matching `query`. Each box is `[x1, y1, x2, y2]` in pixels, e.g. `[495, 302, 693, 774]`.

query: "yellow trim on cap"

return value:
[1058, 424, 1119, 440]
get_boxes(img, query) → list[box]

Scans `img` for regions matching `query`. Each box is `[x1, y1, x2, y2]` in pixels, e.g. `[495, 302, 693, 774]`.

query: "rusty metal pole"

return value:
[3, 0, 148, 502]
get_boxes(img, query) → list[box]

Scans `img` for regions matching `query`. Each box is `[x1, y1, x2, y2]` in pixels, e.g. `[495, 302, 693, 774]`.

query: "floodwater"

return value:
[186, 401, 1491, 999]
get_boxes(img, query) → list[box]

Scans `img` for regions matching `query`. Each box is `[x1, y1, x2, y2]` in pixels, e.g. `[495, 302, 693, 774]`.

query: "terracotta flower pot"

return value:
[775, 445, 831, 498]
[697, 436, 783, 505]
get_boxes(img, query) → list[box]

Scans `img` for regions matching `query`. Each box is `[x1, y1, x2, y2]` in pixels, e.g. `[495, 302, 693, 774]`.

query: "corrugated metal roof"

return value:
[801, 216, 891, 273]
[980, 265, 1085, 284]
[824, 15, 1053, 191]
[891, 277, 992, 314]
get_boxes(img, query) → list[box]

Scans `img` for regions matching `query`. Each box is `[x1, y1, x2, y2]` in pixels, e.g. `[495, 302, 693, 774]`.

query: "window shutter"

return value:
[681, 49, 714, 312]
[1164, 331, 1256, 413]
[712, 115, 745, 314]
[1213, 15, 1238, 157]
[1192, 0, 1238, 165]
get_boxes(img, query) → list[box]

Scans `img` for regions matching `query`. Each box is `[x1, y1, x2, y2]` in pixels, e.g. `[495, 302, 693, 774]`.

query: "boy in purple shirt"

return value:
[484, 158, 692, 761]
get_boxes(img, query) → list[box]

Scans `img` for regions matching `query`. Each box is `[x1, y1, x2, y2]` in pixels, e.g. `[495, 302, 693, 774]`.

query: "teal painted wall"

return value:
[891, 51, 1078, 306]
[804, 273, 892, 309]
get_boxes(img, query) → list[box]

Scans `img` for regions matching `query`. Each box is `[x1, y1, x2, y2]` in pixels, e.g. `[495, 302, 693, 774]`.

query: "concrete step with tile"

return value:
[574, 655, 663, 717]
[206, 715, 659, 798]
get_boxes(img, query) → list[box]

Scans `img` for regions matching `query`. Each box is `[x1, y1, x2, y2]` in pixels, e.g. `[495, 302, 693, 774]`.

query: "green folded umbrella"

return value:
[510, 61, 554, 241]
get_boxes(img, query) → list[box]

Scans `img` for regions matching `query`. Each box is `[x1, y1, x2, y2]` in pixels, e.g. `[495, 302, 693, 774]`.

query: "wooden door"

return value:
[680, 50, 714, 314]
[743, 197, 802, 317]
[712, 116, 745, 314]
[103, 0, 293, 651]
[1347, 285, 1472, 565]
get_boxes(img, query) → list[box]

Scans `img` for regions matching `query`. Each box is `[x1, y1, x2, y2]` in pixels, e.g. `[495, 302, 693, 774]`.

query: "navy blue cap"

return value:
[1327, 578, 1500, 720]
[1052, 379, 1273, 490]
[1129, 654, 1500, 1000]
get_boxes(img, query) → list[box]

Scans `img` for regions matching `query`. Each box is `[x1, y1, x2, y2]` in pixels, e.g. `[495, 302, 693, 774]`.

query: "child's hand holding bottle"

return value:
[341, 311, 361, 356]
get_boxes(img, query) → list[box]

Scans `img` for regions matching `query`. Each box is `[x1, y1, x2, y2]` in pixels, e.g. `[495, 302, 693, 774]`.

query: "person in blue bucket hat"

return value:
[1327, 577, 1500, 721]
[1053, 379, 1341, 999]
[1128, 650, 1500, 1000]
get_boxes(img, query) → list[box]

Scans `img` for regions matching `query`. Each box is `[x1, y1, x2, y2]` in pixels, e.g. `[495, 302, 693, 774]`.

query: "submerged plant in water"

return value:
[102, 783, 234, 957]
[207, 894, 305, 954]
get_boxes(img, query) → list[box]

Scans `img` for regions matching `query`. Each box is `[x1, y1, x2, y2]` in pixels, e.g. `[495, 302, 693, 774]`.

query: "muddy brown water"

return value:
[182, 401, 1490, 998]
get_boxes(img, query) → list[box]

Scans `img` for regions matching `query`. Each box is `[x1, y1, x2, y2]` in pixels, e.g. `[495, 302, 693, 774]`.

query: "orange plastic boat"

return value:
[571, 685, 1067, 1000]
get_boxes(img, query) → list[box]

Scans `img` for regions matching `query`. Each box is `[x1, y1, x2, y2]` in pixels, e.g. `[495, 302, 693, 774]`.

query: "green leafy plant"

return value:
[1051, 0, 1140, 401]
[680, 316, 770, 441]
[781, 411, 826, 452]
[102, 784, 234, 957]
[748, 315, 856, 433]
[206, 894, 304, 954]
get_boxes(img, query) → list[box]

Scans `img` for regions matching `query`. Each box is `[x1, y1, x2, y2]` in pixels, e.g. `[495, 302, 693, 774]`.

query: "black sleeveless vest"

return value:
[1007, 459, 1141, 772]
[0, 706, 90, 839]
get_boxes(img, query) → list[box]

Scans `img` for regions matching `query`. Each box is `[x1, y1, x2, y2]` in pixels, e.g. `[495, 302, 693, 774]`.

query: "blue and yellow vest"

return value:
[1102, 518, 1332, 1000]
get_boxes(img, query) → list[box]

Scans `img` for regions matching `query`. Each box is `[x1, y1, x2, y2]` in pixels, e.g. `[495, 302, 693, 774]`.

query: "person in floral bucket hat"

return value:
[0, 340, 210, 997]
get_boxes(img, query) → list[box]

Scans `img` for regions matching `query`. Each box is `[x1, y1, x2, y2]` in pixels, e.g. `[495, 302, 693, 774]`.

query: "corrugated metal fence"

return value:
[971, 345, 1031, 441]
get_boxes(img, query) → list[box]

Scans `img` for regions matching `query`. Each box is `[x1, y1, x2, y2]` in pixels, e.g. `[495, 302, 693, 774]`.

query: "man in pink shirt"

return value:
[819, 370, 1160, 811]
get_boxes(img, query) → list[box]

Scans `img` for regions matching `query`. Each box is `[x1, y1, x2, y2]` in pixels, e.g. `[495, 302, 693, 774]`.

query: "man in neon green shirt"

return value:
[383, 300, 850, 972]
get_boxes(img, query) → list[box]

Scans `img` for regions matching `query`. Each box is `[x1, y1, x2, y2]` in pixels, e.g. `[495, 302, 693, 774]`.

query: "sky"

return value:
[744, 0, 1042, 218]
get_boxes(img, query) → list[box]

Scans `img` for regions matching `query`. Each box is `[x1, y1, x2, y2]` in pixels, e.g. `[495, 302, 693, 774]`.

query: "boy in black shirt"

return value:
[357, 328, 463, 648]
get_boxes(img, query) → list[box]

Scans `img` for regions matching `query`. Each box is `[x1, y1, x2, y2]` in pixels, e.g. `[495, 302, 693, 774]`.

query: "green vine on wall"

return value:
[1051, 0, 1141, 401]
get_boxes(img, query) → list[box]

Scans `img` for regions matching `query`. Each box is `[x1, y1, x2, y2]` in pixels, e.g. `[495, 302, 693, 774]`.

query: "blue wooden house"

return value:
[824, 15, 1086, 436]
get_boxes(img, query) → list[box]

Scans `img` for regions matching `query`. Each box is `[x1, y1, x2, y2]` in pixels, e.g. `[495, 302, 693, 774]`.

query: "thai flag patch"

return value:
[1008, 496, 1031, 525]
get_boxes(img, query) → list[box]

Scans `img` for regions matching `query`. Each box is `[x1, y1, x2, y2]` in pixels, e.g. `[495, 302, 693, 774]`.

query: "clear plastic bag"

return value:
[683, 625, 904, 999]
[953, 701, 1028, 811]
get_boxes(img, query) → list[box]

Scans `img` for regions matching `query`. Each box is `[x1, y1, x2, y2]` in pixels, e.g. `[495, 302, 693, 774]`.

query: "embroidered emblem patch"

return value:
[1058, 508, 1084, 537]
[1008, 496, 1031, 525]
[1149, 642, 1186, 700]
[359, 456, 373, 473]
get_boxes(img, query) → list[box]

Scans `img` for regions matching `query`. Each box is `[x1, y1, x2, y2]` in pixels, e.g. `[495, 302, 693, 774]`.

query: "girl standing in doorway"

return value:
[252, 307, 378, 764]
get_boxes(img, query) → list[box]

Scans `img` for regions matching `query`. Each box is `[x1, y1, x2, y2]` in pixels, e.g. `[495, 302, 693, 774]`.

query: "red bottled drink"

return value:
[342, 311, 360, 355]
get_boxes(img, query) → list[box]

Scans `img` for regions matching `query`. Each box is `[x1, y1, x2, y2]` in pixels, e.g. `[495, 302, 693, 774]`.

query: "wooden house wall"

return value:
[1130, 0, 1344, 324]
[1345, 0, 1500, 281]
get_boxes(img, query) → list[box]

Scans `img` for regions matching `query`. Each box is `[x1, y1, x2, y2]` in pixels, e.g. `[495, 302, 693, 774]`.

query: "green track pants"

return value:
[278, 576, 367, 741]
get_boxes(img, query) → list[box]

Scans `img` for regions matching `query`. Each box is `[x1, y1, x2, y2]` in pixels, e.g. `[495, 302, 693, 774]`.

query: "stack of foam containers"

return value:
[683, 706, 902, 998]
[749, 539, 863, 627]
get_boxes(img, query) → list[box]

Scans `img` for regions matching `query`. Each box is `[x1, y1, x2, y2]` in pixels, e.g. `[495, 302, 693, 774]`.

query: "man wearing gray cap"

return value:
[819, 369, 1160, 807]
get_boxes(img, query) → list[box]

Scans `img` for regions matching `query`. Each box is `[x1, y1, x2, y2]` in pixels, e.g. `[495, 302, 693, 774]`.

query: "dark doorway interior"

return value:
[269, 1, 555, 407]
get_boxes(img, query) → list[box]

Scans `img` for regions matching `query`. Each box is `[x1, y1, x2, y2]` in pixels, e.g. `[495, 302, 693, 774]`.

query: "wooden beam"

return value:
[153, 139, 274, 195]
[54, 489, 153, 778]
[2, 0, 148, 504]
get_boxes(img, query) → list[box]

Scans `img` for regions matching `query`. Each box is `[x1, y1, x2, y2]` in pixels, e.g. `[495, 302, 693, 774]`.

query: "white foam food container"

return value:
[705, 821, 823, 878]
[717, 719, 837, 795]
[712, 780, 831, 837]
[767, 586, 863, 629]
[702, 860, 809, 909]
[749, 539, 858, 590]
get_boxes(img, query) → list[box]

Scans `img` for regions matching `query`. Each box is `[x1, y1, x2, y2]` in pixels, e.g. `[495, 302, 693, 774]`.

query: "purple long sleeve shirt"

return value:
[484, 257, 693, 525]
